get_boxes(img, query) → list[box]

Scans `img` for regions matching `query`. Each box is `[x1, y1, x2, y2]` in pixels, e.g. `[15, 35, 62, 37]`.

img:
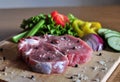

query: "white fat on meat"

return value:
[53, 61, 65, 73]
[25, 39, 39, 45]
[19, 39, 39, 49]
[25, 49, 33, 55]
[35, 62, 52, 74]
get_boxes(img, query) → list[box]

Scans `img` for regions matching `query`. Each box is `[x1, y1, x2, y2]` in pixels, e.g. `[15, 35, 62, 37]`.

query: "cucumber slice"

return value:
[104, 30, 120, 34]
[98, 28, 120, 36]
[107, 36, 120, 51]
[98, 28, 108, 36]
[103, 29, 113, 34]
[98, 28, 113, 36]
[105, 32, 120, 39]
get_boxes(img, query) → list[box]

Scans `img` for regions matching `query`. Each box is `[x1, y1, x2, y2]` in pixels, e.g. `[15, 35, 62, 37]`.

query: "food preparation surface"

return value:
[0, 40, 120, 82]
[0, 6, 120, 82]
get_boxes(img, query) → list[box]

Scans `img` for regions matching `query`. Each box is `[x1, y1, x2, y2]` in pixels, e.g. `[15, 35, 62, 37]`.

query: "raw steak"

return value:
[18, 36, 69, 74]
[18, 35, 93, 74]
[44, 35, 93, 66]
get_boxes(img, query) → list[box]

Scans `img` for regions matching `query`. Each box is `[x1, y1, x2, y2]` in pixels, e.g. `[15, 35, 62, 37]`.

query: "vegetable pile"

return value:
[12, 11, 120, 52]
[12, 11, 77, 43]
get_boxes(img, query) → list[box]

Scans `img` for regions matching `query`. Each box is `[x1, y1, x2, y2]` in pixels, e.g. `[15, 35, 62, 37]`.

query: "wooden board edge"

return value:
[102, 56, 120, 82]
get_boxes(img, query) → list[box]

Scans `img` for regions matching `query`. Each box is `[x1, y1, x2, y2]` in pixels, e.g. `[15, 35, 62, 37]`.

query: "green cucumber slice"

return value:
[98, 28, 116, 36]
[105, 32, 120, 39]
[98, 28, 120, 36]
[107, 36, 120, 51]
[98, 28, 109, 36]
[103, 29, 113, 34]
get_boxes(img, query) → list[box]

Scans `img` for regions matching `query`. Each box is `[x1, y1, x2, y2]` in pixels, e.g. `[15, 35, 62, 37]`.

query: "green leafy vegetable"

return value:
[12, 12, 78, 43]
[20, 14, 46, 30]
[68, 13, 76, 23]
[26, 20, 45, 37]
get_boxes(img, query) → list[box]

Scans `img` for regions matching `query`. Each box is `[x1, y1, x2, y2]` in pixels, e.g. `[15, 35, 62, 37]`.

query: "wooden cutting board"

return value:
[0, 40, 120, 82]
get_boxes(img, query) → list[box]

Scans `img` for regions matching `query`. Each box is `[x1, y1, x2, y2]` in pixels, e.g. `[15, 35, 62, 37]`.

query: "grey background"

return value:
[0, 0, 120, 9]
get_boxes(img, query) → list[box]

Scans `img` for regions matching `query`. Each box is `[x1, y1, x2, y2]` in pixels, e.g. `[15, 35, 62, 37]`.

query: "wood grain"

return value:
[0, 6, 120, 82]
[107, 64, 120, 82]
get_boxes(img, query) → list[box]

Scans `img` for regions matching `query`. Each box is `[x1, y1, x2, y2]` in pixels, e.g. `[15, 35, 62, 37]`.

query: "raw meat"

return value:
[18, 35, 93, 74]
[18, 36, 68, 74]
[44, 35, 93, 66]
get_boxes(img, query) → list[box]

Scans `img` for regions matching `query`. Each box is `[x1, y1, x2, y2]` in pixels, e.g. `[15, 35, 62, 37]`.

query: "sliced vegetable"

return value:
[97, 28, 109, 36]
[104, 32, 120, 39]
[107, 36, 120, 51]
[90, 22, 102, 32]
[72, 19, 102, 38]
[82, 22, 97, 35]
[98, 28, 120, 51]
[12, 20, 45, 43]
[72, 19, 85, 37]
[11, 11, 78, 43]
[26, 20, 45, 37]
[98, 28, 114, 36]
[83, 33, 104, 51]
[98, 28, 120, 38]
[12, 31, 28, 43]
[12, 11, 103, 43]
[51, 11, 69, 27]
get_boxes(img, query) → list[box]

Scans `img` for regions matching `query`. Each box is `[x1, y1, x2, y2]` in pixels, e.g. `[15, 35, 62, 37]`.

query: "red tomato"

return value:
[51, 11, 69, 27]
[51, 11, 58, 17]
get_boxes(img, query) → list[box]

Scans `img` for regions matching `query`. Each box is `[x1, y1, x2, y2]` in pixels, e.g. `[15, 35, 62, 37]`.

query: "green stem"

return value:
[26, 20, 45, 37]
[12, 20, 45, 43]
[12, 31, 28, 43]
